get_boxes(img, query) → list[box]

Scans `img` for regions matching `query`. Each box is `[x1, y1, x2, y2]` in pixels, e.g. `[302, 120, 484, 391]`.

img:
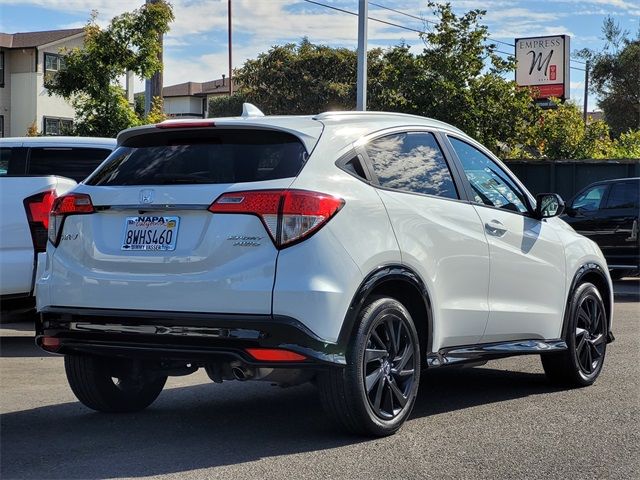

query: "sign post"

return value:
[515, 35, 570, 106]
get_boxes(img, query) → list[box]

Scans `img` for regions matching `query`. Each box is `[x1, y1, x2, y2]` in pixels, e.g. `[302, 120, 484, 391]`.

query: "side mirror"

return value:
[535, 193, 565, 219]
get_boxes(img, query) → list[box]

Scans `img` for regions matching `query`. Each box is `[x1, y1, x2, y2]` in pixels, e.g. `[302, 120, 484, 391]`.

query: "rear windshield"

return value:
[86, 129, 307, 186]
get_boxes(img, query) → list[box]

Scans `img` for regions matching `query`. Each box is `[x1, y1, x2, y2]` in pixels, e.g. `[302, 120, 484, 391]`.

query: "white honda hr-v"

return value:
[36, 106, 614, 436]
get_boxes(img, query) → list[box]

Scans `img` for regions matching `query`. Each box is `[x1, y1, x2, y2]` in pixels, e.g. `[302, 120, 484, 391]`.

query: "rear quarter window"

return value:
[86, 129, 307, 186]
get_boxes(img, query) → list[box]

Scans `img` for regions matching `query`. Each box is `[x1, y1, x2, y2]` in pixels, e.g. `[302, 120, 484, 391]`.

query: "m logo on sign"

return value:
[527, 49, 553, 76]
[140, 189, 155, 204]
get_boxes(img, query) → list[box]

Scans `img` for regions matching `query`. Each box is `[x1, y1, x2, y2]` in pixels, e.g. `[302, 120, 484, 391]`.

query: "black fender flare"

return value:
[336, 264, 434, 355]
[561, 262, 613, 340]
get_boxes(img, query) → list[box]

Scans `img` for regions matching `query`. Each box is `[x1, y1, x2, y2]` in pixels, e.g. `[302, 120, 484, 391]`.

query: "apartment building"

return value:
[0, 28, 84, 137]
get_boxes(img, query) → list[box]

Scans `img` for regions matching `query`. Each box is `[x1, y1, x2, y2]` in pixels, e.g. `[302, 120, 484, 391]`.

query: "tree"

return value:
[578, 18, 640, 137]
[511, 100, 614, 159]
[409, 2, 537, 154]
[210, 4, 536, 156]
[45, 2, 174, 137]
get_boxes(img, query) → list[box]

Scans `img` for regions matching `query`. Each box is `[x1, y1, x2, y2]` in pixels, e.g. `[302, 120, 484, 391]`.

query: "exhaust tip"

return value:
[231, 366, 249, 381]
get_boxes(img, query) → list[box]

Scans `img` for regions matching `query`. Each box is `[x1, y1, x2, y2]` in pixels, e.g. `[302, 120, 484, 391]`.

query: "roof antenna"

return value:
[241, 103, 265, 118]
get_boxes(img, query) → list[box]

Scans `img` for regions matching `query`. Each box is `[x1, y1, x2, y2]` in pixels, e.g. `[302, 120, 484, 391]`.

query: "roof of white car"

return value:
[118, 111, 465, 152]
[0, 136, 116, 148]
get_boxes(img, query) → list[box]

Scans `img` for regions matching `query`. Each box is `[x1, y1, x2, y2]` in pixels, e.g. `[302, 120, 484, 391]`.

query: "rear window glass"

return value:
[28, 147, 113, 182]
[86, 130, 307, 186]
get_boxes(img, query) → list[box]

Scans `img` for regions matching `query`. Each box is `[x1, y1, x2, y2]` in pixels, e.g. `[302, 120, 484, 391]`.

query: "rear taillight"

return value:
[48, 193, 95, 246]
[23, 190, 57, 253]
[209, 189, 344, 248]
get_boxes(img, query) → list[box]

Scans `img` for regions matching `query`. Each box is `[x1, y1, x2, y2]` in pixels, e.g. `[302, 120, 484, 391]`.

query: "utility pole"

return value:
[583, 59, 590, 126]
[145, 0, 164, 116]
[356, 0, 367, 111]
[228, 0, 233, 96]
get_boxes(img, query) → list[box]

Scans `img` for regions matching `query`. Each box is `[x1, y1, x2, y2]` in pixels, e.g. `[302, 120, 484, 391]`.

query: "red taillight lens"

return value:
[48, 193, 95, 246]
[245, 348, 307, 362]
[209, 189, 344, 248]
[23, 190, 57, 253]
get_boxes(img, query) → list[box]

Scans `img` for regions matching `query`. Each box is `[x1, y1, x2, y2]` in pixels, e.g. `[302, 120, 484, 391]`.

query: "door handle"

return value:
[485, 220, 507, 237]
[626, 219, 638, 242]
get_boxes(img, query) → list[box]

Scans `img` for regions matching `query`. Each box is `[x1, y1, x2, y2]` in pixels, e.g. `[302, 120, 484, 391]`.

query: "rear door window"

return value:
[86, 130, 307, 186]
[365, 132, 458, 199]
[603, 182, 639, 209]
[28, 147, 113, 182]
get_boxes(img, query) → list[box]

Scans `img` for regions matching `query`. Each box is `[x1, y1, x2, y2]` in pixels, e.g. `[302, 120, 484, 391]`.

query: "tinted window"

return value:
[0, 147, 28, 175]
[87, 130, 306, 186]
[0, 147, 9, 175]
[604, 182, 639, 209]
[450, 137, 528, 213]
[341, 156, 368, 180]
[572, 185, 608, 212]
[365, 132, 458, 199]
[28, 147, 112, 182]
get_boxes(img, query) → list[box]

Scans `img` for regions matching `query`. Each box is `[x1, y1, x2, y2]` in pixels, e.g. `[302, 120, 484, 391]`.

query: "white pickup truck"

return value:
[0, 137, 115, 309]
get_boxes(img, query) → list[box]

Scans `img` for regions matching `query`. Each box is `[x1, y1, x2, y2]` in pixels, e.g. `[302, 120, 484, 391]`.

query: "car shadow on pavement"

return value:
[0, 364, 563, 479]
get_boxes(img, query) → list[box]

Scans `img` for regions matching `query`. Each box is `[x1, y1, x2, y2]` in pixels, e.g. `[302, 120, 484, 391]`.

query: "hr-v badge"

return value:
[139, 189, 155, 204]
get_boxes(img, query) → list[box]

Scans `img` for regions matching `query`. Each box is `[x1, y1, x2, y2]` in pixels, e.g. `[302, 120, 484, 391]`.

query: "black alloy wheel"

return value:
[574, 292, 606, 375]
[541, 282, 608, 387]
[363, 313, 417, 420]
[318, 296, 421, 436]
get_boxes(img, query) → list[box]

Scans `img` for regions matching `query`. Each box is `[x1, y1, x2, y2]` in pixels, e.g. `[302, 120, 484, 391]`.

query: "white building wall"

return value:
[164, 96, 204, 118]
[35, 36, 84, 134]
[10, 72, 37, 137]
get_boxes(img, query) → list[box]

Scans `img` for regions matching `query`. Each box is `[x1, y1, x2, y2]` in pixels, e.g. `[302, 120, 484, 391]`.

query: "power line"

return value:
[303, 0, 586, 70]
[369, 1, 516, 48]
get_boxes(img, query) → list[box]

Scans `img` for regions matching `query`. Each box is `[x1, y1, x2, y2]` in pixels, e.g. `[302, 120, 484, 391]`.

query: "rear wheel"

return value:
[65, 355, 167, 413]
[319, 296, 420, 436]
[541, 282, 607, 387]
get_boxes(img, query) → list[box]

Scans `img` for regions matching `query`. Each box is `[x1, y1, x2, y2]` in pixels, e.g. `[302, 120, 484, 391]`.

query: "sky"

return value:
[1, 0, 639, 110]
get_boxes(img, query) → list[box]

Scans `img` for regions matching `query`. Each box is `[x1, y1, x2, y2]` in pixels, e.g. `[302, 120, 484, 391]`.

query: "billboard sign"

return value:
[515, 35, 570, 101]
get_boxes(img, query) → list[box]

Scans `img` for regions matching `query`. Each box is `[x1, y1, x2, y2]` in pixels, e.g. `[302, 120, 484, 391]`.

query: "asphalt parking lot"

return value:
[1, 282, 638, 480]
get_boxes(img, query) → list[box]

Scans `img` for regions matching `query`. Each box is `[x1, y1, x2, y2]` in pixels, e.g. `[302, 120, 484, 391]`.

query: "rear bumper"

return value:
[37, 307, 346, 366]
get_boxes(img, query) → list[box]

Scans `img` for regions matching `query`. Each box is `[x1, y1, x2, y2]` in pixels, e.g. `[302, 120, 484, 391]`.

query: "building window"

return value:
[43, 117, 73, 136]
[0, 115, 4, 137]
[44, 53, 64, 83]
[0, 51, 4, 87]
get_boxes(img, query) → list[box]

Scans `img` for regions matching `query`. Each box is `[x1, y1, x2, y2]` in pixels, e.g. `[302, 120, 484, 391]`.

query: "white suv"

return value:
[36, 108, 614, 436]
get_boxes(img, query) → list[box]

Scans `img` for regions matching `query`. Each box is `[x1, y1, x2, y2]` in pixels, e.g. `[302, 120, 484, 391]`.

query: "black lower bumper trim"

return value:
[37, 307, 346, 365]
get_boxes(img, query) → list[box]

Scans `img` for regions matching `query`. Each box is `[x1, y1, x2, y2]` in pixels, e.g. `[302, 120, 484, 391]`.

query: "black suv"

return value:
[562, 177, 640, 279]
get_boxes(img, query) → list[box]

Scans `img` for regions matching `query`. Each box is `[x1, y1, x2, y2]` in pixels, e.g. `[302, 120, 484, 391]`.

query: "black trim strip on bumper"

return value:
[37, 307, 346, 365]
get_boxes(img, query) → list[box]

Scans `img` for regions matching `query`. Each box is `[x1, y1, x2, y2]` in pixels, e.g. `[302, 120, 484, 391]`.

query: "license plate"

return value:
[121, 215, 180, 251]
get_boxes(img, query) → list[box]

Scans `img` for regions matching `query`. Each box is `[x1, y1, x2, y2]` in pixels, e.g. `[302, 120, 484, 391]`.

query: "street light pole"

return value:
[356, 0, 367, 111]
[583, 59, 590, 126]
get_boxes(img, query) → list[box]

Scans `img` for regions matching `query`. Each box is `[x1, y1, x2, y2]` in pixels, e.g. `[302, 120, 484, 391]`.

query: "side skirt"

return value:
[427, 339, 568, 367]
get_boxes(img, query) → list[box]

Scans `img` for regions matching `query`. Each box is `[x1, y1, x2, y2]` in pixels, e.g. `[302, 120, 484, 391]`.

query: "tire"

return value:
[64, 354, 167, 413]
[541, 282, 607, 387]
[318, 296, 421, 437]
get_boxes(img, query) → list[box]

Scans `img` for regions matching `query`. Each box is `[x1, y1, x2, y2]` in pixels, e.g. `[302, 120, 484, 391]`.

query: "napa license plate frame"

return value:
[121, 215, 180, 251]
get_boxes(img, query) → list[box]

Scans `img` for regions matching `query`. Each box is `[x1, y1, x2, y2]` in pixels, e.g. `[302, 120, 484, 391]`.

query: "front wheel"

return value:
[541, 282, 607, 387]
[319, 296, 421, 436]
[65, 355, 167, 413]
